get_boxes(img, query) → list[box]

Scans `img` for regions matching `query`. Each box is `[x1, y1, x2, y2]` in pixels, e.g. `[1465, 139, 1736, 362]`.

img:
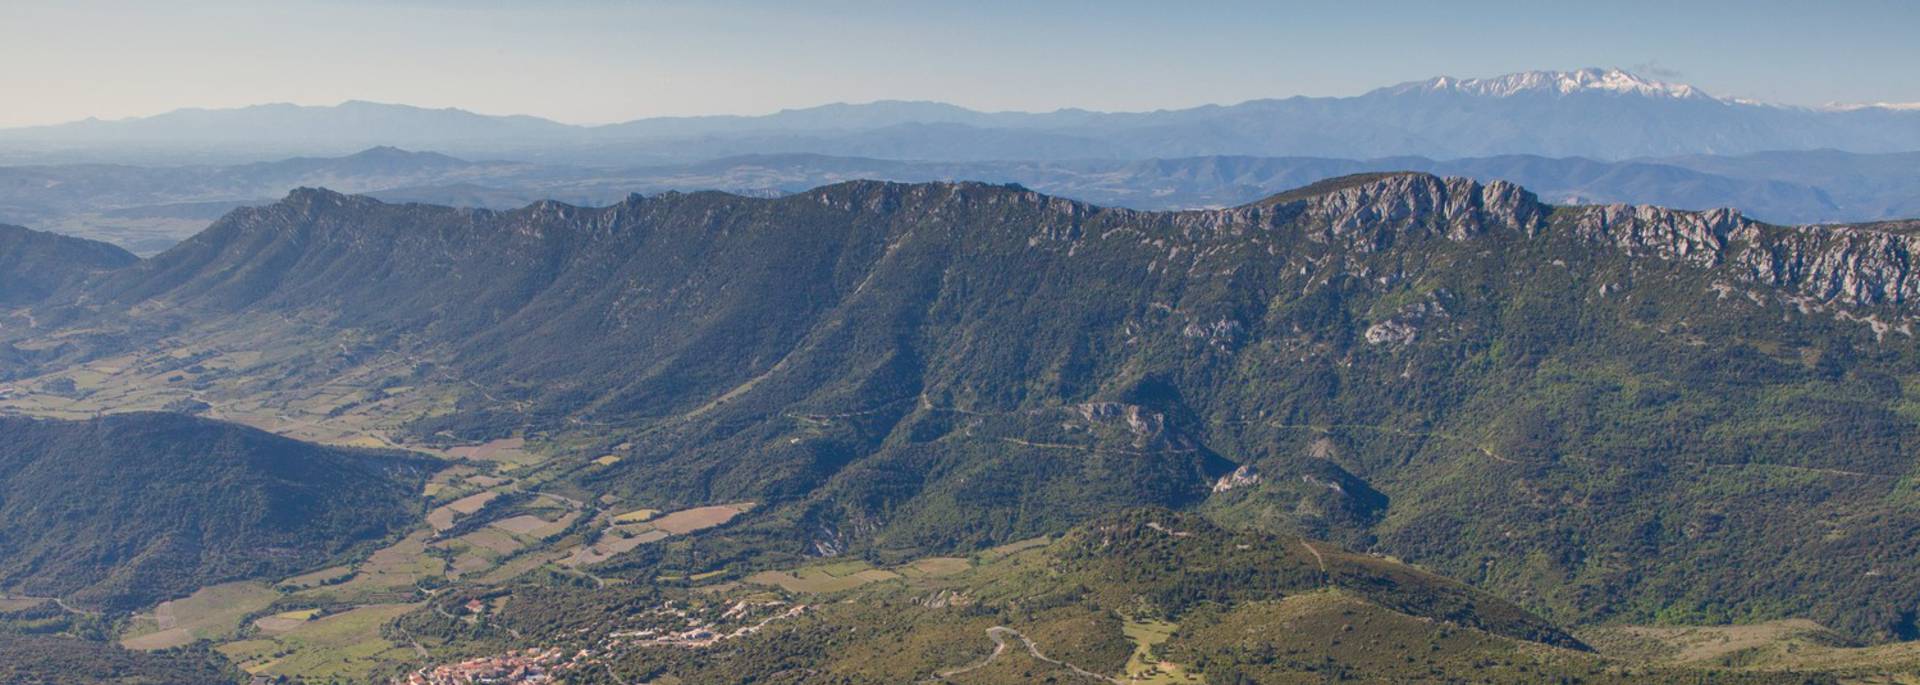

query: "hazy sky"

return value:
[4, 0, 1918, 128]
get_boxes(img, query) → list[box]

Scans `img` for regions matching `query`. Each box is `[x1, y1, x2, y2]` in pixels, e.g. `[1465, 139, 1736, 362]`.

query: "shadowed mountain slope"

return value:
[0, 412, 437, 610]
[0, 223, 135, 305]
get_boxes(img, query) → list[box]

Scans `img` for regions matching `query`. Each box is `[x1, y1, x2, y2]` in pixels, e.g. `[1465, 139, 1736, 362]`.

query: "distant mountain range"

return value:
[5, 68, 1920, 164]
[6, 145, 1920, 254]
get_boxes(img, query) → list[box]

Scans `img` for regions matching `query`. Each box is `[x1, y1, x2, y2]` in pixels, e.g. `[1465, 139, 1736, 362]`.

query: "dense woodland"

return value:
[0, 413, 436, 610]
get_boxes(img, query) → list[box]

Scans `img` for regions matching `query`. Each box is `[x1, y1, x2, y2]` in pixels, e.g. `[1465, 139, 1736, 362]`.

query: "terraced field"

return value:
[564, 502, 755, 567]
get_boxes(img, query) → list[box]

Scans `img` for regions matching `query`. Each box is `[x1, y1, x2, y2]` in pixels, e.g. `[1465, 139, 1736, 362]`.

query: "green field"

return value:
[218, 603, 422, 681]
[1121, 618, 1203, 684]
[120, 581, 280, 650]
[294, 530, 445, 603]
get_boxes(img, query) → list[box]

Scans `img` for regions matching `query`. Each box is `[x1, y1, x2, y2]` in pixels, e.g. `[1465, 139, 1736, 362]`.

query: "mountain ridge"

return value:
[13, 172, 1920, 645]
[15, 147, 1915, 260]
[89, 173, 1920, 318]
[8, 68, 1920, 163]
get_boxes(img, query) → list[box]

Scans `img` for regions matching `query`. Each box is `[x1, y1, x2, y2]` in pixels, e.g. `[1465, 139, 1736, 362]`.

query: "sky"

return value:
[3, 0, 1918, 128]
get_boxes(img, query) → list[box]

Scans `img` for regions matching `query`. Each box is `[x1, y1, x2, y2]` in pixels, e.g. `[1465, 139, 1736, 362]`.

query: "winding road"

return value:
[934, 626, 1121, 683]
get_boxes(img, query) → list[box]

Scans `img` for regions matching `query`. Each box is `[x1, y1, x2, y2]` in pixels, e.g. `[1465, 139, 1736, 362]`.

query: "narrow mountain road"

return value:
[601, 663, 630, 685]
[1300, 540, 1328, 573]
[51, 597, 99, 617]
[999, 437, 1197, 457]
[393, 625, 431, 659]
[1264, 422, 1519, 465]
[785, 395, 917, 422]
[933, 627, 1120, 683]
[530, 491, 586, 510]
[1705, 462, 1886, 478]
[932, 628, 1009, 680]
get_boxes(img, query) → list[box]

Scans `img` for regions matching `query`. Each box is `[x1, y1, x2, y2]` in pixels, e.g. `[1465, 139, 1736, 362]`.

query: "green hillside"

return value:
[0, 412, 436, 610]
[0, 223, 135, 305]
[390, 509, 1831, 684]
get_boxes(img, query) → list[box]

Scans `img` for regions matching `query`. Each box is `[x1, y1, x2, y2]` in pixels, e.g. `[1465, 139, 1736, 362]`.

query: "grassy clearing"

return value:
[898, 557, 971, 578]
[1122, 618, 1204, 684]
[976, 536, 1050, 561]
[747, 560, 907, 594]
[120, 581, 280, 651]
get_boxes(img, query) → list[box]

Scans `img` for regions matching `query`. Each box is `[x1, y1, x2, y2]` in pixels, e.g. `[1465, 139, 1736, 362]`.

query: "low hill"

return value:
[0, 223, 135, 305]
[0, 634, 239, 685]
[393, 509, 1826, 684]
[0, 412, 437, 610]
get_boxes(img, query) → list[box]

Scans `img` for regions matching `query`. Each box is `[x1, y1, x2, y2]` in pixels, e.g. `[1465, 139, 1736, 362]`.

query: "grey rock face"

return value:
[1297, 175, 1547, 249]
[1211, 464, 1261, 493]
[1283, 173, 1920, 316]
[1568, 204, 1746, 266]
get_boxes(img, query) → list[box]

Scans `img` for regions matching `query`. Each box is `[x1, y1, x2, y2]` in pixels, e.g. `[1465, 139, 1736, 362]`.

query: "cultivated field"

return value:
[218, 603, 422, 681]
[427, 491, 499, 531]
[650, 503, 752, 534]
[748, 563, 901, 594]
[563, 502, 755, 567]
[254, 608, 324, 634]
[119, 581, 279, 650]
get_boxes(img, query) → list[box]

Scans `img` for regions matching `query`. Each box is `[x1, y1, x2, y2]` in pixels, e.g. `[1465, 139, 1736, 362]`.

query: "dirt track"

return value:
[934, 626, 1120, 683]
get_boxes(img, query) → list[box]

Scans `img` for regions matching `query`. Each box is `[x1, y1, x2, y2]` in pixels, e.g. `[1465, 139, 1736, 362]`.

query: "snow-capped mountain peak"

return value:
[1824, 101, 1920, 112]
[1387, 68, 1716, 101]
